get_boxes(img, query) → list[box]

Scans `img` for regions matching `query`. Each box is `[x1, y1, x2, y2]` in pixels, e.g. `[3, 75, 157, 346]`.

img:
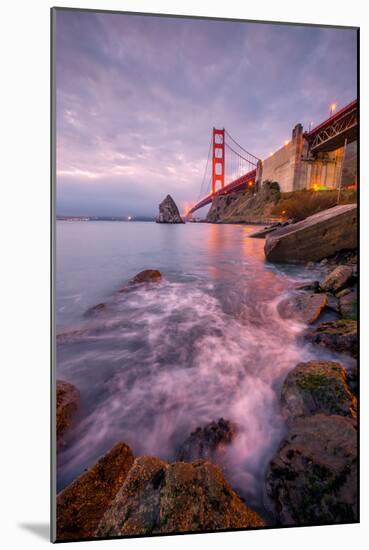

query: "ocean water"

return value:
[55, 221, 346, 511]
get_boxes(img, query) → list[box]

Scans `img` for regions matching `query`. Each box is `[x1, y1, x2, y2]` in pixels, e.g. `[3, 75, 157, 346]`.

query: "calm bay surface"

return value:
[56, 221, 343, 511]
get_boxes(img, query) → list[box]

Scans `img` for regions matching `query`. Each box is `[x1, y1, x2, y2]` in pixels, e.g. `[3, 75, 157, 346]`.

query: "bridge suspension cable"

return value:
[224, 129, 260, 165]
[196, 134, 213, 202]
[223, 133, 258, 188]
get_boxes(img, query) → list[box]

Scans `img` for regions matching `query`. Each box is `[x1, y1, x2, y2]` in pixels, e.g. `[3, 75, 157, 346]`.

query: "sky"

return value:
[55, 9, 357, 217]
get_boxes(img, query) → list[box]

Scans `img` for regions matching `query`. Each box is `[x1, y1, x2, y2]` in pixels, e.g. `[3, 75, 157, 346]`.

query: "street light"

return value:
[330, 103, 337, 116]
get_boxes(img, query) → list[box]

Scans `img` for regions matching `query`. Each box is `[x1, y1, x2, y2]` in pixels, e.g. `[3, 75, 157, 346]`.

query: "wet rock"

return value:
[157, 195, 184, 223]
[346, 367, 358, 395]
[84, 302, 107, 317]
[280, 361, 356, 419]
[96, 457, 265, 537]
[305, 319, 357, 358]
[321, 265, 353, 294]
[177, 418, 237, 462]
[56, 380, 80, 446]
[326, 294, 340, 313]
[336, 288, 352, 299]
[339, 288, 357, 320]
[56, 442, 134, 541]
[264, 204, 357, 263]
[266, 414, 357, 525]
[278, 292, 327, 324]
[249, 226, 278, 238]
[130, 269, 162, 284]
[293, 280, 320, 292]
[327, 249, 357, 267]
[56, 327, 97, 344]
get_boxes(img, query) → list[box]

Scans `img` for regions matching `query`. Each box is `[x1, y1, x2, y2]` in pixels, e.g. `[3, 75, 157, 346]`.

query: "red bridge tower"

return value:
[212, 128, 225, 194]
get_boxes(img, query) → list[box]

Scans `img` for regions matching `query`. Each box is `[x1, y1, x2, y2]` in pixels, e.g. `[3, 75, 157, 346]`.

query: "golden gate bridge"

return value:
[186, 99, 357, 217]
[186, 128, 259, 216]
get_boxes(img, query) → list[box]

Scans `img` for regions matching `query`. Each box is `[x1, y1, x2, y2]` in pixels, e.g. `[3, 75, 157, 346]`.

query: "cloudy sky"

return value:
[55, 9, 357, 217]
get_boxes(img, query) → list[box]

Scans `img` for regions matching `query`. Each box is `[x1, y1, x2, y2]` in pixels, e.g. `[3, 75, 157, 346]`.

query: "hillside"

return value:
[206, 182, 356, 224]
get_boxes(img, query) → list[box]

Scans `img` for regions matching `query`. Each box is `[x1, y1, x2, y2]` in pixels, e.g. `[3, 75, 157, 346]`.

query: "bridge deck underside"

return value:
[310, 124, 357, 154]
[306, 100, 357, 154]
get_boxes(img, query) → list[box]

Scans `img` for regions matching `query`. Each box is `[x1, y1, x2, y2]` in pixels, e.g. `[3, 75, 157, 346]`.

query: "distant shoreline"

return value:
[56, 216, 155, 222]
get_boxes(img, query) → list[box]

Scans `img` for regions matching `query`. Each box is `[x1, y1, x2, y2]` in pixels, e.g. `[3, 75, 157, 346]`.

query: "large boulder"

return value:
[56, 380, 80, 447]
[321, 265, 353, 293]
[157, 195, 184, 223]
[264, 204, 357, 263]
[56, 442, 134, 541]
[266, 414, 357, 525]
[280, 361, 356, 419]
[177, 418, 237, 462]
[96, 457, 264, 537]
[305, 319, 357, 358]
[277, 292, 327, 324]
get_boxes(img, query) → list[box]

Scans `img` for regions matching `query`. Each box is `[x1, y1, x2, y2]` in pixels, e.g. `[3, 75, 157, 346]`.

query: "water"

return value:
[55, 221, 347, 512]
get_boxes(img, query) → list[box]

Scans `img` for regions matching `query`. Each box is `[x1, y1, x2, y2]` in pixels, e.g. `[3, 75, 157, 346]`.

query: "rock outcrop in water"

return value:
[56, 380, 80, 448]
[96, 456, 265, 537]
[57, 442, 134, 541]
[82, 270, 163, 317]
[277, 291, 328, 325]
[264, 204, 357, 263]
[157, 195, 184, 223]
[266, 358, 358, 525]
[280, 361, 357, 419]
[84, 302, 108, 318]
[321, 265, 353, 293]
[339, 288, 357, 320]
[266, 414, 357, 525]
[305, 319, 357, 358]
[57, 439, 264, 540]
[177, 418, 237, 462]
[130, 269, 162, 284]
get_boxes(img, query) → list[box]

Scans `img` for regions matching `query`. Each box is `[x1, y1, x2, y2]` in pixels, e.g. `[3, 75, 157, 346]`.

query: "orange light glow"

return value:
[331, 103, 337, 112]
[248, 181, 253, 187]
[313, 184, 319, 191]
[183, 202, 192, 215]
[282, 210, 286, 215]
[269, 152, 273, 157]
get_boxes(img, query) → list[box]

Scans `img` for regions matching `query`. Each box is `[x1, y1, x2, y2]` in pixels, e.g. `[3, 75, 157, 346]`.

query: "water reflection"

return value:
[56, 221, 337, 513]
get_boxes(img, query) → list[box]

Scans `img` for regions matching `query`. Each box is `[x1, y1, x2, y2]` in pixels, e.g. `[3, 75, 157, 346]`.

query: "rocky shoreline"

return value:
[56, 218, 358, 538]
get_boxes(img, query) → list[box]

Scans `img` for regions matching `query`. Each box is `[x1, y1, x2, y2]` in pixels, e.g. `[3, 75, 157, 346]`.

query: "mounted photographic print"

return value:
[51, 7, 359, 542]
